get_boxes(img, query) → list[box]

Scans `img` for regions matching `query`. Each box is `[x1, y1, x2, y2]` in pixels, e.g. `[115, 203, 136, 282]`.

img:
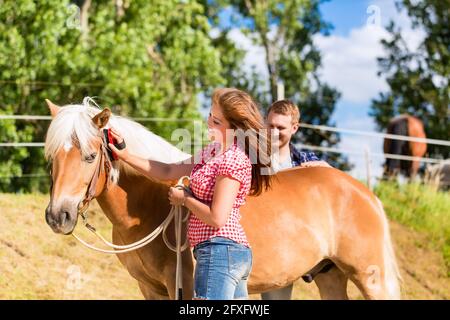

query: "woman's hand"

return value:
[300, 160, 332, 168]
[108, 127, 130, 161]
[168, 187, 187, 206]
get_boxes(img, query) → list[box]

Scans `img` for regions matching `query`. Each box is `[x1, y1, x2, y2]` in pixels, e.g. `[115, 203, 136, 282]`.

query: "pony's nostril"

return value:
[45, 213, 54, 226]
[65, 211, 71, 224]
[45, 206, 56, 226]
[59, 210, 70, 226]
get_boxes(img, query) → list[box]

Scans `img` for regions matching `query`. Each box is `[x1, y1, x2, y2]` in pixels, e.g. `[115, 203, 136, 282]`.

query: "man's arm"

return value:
[300, 160, 332, 168]
[291, 145, 332, 168]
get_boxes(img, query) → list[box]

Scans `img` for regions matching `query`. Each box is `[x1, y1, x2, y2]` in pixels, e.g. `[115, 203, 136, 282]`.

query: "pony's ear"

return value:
[92, 108, 111, 129]
[45, 99, 61, 118]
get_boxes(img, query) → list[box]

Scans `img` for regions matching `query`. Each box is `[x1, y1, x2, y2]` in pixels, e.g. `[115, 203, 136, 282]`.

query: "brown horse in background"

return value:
[383, 114, 427, 179]
[44, 98, 402, 300]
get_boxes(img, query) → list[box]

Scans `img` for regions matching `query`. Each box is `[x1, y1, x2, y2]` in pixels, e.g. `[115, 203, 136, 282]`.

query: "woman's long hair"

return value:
[212, 88, 273, 196]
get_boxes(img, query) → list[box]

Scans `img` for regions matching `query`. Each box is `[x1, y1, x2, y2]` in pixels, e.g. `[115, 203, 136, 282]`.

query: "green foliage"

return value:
[374, 181, 450, 276]
[0, 0, 223, 192]
[370, 0, 449, 160]
[0, 107, 30, 191]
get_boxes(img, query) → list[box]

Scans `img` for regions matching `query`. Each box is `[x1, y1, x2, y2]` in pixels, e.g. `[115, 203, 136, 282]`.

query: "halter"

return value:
[76, 128, 127, 218]
[76, 140, 112, 219]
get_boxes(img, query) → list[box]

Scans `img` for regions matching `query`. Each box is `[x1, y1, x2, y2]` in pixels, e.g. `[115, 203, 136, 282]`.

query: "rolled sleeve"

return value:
[217, 151, 251, 186]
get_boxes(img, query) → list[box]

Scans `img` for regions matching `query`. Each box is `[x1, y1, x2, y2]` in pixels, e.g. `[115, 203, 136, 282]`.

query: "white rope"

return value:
[72, 177, 190, 253]
[0, 142, 203, 147]
[0, 173, 48, 179]
[71, 176, 191, 299]
[71, 208, 187, 253]
[0, 115, 52, 120]
[1, 114, 448, 146]
[295, 143, 447, 164]
[0, 142, 45, 147]
[0, 115, 195, 122]
[298, 123, 450, 147]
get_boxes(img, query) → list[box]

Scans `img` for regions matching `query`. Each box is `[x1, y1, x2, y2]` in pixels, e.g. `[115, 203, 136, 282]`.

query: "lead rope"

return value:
[72, 176, 191, 300]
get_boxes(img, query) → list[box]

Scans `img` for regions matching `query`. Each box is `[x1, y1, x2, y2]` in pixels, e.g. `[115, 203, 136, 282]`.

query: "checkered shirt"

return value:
[188, 141, 252, 248]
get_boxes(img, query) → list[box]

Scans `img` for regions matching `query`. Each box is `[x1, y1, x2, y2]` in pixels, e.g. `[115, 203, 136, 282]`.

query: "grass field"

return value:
[374, 181, 450, 276]
[0, 181, 448, 299]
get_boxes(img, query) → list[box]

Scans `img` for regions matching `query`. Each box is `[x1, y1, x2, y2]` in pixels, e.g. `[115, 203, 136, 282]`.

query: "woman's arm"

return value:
[169, 176, 240, 228]
[108, 128, 194, 181]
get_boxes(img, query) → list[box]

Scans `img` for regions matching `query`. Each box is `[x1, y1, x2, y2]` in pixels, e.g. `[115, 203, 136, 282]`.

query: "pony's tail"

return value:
[376, 197, 402, 299]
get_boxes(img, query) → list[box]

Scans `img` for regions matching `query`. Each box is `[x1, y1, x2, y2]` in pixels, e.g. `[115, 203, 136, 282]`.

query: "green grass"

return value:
[374, 181, 450, 275]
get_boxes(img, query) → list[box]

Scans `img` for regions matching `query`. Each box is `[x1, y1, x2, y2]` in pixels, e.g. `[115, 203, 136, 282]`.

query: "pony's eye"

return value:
[85, 153, 97, 163]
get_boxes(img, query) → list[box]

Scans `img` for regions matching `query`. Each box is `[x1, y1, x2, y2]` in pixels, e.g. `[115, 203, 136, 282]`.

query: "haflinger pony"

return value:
[44, 98, 402, 300]
[383, 114, 427, 179]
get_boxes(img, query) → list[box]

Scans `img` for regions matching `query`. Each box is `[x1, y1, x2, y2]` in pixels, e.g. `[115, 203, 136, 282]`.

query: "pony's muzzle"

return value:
[45, 202, 78, 235]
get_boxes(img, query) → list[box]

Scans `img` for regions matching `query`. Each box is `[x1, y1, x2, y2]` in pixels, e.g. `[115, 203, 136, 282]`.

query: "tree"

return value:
[370, 0, 449, 160]
[0, 0, 223, 192]
[202, 0, 351, 169]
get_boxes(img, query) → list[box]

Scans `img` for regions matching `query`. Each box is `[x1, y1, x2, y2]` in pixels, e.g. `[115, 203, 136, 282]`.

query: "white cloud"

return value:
[226, 28, 269, 81]
[314, 25, 391, 103]
[314, 0, 425, 104]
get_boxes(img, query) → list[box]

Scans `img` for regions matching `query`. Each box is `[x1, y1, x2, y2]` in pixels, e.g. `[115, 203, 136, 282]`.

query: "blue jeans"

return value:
[192, 237, 252, 300]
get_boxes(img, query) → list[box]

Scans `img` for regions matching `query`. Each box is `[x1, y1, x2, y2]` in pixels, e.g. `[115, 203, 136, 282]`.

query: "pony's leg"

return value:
[333, 249, 398, 300]
[138, 281, 170, 300]
[333, 255, 399, 300]
[314, 266, 349, 300]
[164, 267, 194, 300]
[343, 258, 401, 300]
[260, 284, 293, 300]
[170, 275, 194, 300]
[347, 270, 389, 300]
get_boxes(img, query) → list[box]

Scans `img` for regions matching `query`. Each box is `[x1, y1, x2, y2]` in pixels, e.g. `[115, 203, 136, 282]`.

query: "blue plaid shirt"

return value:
[290, 143, 320, 167]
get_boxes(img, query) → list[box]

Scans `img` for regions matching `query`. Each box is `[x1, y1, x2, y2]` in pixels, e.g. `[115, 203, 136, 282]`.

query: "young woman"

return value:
[108, 88, 272, 299]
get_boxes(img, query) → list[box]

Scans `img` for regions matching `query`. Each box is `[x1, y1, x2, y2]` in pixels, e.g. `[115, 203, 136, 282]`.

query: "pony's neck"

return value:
[96, 167, 172, 232]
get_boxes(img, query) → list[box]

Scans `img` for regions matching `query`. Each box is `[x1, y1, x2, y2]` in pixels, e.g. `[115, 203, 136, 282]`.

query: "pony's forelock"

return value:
[44, 99, 101, 161]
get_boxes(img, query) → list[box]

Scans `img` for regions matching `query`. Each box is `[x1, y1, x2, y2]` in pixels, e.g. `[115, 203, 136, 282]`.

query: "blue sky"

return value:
[218, 0, 375, 35]
[213, 0, 423, 179]
[321, 0, 375, 36]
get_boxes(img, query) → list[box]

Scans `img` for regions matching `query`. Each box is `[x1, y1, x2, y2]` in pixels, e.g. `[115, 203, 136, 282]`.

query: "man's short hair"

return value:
[267, 100, 300, 125]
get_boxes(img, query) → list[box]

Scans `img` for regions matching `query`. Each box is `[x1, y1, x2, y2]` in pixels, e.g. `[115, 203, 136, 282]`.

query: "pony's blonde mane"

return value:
[45, 97, 191, 183]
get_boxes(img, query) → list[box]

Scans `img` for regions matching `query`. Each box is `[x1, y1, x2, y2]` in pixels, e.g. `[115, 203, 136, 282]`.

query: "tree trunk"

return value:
[262, 37, 278, 102]
[80, 0, 91, 40]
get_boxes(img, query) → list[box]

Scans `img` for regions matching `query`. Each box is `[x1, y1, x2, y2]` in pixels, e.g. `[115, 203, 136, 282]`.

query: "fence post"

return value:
[364, 146, 372, 191]
[277, 81, 285, 100]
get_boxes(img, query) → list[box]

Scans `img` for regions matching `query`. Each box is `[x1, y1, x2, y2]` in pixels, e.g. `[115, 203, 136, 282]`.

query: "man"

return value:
[267, 99, 331, 170]
[261, 99, 331, 300]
